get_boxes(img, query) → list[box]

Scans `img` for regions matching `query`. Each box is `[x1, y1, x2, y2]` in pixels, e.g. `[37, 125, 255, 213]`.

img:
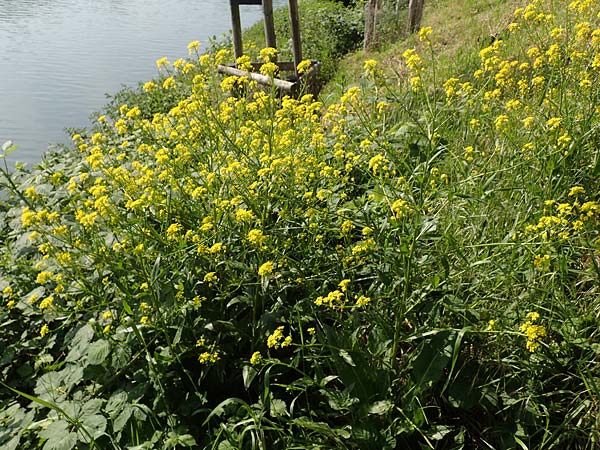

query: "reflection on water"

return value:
[0, 0, 276, 165]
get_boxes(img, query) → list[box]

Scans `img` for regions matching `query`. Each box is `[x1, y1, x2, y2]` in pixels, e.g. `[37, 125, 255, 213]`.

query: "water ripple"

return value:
[0, 0, 279, 165]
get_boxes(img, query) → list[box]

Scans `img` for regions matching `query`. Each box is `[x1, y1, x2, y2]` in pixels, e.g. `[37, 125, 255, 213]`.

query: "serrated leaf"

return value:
[113, 405, 133, 432]
[177, 434, 197, 447]
[105, 392, 128, 417]
[111, 343, 132, 370]
[66, 325, 94, 363]
[368, 400, 394, 415]
[42, 432, 77, 450]
[35, 372, 65, 403]
[218, 441, 236, 450]
[87, 340, 111, 365]
[82, 398, 103, 416]
[270, 398, 287, 417]
[78, 414, 107, 442]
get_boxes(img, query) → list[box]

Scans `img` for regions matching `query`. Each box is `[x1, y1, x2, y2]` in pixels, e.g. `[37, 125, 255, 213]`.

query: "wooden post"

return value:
[288, 0, 303, 76]
[407, 0, 425, 34]
[263, 0, 277, 50]
[363, 0, 380, 50]
[230, 0, 244, 60]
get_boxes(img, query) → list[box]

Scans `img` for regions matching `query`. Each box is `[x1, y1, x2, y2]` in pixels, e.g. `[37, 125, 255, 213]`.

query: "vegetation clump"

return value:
[1, 0, 600, 448]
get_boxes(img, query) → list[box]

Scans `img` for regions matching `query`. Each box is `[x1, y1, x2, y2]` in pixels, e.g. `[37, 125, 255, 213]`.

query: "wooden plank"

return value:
[288, 0, 302, 75]
[262, 0, 277, 50]
[217, 64, 296, 93]
[230, 0, 244, 59]
[230, 0, 262, 5]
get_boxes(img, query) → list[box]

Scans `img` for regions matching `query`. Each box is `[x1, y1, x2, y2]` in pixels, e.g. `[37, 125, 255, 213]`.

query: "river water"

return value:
[0, 0, 279, 166]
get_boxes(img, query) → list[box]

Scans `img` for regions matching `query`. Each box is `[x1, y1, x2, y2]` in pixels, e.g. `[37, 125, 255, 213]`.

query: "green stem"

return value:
[390, 234, 416, 368]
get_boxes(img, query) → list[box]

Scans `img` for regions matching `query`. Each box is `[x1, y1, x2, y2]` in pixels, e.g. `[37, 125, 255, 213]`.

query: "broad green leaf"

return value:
[81, 398, 103, 416]
[42, 432, 77, 450]
[113, 405, 133, 432]
[218, 441, 236, 450]
[270, 398, 287, 417]
[368, 400, 394, 415]
[105, 392, 128, 418]
[66, 325, 94, 362]
[39, 421, 76, 450]
[411, 332, 453, 390]
[78, 414, 107, 442]
[177, 434, 197, 447]
[87, 339, 111, 365]
[242, 365, 257, 389]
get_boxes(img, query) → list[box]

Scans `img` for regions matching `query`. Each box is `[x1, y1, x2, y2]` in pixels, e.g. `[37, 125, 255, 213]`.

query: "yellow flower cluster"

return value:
[266, 326, 292, 349]
[520, 312, 547, 352]
[523, 189, 599, 240]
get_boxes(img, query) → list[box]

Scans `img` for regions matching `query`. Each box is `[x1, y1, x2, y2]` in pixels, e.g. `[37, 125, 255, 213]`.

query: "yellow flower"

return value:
[156, 57, 170, 70]
[363, 59, 379, 77]
[297, 59, 312, 74]
[355, 296, 371, 307]
[166, 222, 183, 240]
[259, 62, 279, 77]
[209, 242, 225, 254]
[338, 279, 351, 292]
[418, 26, 433, 41]
[198, 351, 220, 364]
[247, 229, 267, 246]
[546, 117, 562, 130]
[391, 199, 411, 219]
[259, 47, 278, 62]
[204, 272, 218, 284]
[568, 186, 585, 197]
[235, 209, 255, 222]
[486, 320, 495, 331]
[250, 351, 262, 365]
[267, 325, 292, 349]
[258, 261, 276, 277]
[36, 271, 54, 285]
[39, 296, 54, 310]
[187, 40, 201, 54]
[162, 77, 176, 89]
[520, 313, 546, 352]
[40, 324, 50, 337]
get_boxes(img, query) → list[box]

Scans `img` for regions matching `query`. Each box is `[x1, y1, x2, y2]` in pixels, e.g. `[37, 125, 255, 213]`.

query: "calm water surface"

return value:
[0, 0, 277, 165]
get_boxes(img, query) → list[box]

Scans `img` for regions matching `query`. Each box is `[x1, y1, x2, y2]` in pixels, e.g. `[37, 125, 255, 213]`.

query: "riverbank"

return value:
[2, 0, 600, 448]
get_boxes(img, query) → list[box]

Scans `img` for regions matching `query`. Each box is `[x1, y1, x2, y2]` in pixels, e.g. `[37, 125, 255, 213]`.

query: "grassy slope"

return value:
[323, 0, 522, 99]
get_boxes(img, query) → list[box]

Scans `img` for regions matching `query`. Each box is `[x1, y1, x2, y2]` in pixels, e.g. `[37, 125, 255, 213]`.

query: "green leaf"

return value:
[368, 400, 394, 415]
[411, 332, 453, 391]
[66, 324, 94, 363]
[87, 339, 111, 365]
[113, 405, 133, 432]
[105, 392, 128, 418]
[339, 349, 355, 367]
[242, 365, 258, 389]
[270, 398, 287, 417]
[39, 421, 77, 450]
[218, 441, 236, 450]
[81, 398, 103, 416]
[78, 414, 107, 442]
